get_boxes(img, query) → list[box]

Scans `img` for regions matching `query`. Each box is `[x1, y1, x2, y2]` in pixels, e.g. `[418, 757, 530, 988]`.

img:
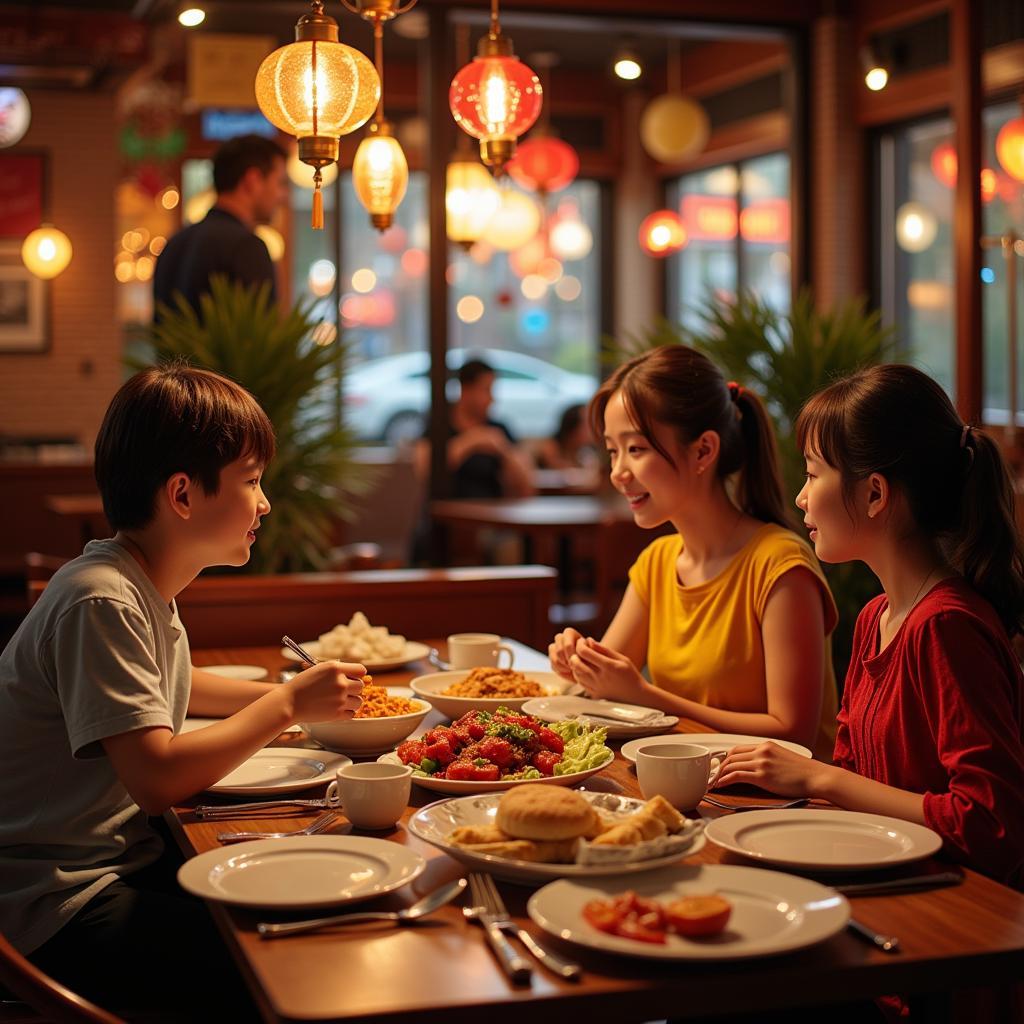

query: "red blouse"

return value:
[836, 578, 1024, 888]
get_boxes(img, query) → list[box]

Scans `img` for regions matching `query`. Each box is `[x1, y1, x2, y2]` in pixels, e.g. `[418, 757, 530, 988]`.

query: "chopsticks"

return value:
[282, 635, 318, 666]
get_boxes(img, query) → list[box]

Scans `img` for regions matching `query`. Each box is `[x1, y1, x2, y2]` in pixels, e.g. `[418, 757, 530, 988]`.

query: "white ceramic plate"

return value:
[302, 689, 431, 755]
[207, 747, 352, 795]
[181, 718, 301, 736]
[527, 865, 849, 961]
[200, 664, 269, 681]
[704, 809, 943, 871]
[521, 696, 679, 739]
[280, 640, 431, 672]
[408, 791, 706, 884]
[177, 835, 425, 910]
[376, 749, 615, 794]
[620, 733, 813, 765]
[409, 670, 572, 719]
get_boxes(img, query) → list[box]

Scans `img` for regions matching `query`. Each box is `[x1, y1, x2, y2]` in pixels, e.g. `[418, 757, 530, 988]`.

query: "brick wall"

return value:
[0, 90, 120, 448]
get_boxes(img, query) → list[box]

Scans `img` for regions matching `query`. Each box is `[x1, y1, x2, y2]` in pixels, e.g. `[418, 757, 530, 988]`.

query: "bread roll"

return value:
[496, 784, 598, 840]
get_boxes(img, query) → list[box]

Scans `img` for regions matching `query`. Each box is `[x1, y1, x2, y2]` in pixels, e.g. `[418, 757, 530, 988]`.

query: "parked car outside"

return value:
[343, 349, 599, 444]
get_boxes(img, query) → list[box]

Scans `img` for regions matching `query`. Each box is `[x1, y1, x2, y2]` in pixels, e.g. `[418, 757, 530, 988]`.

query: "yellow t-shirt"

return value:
[628, 524, 838, 759]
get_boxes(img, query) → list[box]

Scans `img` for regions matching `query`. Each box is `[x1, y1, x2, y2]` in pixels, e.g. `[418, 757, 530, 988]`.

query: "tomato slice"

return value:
[664, 894, 733, 937]
[582, 899, 621, 935]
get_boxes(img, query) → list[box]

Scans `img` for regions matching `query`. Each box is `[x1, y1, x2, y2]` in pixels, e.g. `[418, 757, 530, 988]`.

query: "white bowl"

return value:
[409, 670, 571, 720]
[301, 691, 431, 755]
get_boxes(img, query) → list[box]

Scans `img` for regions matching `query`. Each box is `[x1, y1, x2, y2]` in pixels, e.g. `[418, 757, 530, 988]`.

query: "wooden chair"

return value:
[0, 933, 124, 1024]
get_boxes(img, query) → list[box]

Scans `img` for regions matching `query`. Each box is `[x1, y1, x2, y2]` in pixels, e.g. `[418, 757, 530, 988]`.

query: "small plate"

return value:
[280, 640, 431, 672]
[177, 836, 425, 910]
[527, 865, 850, 960]
[409, 670, 572, 719]
[521, 696, 678, 739]
[200, 664, 269, 681]
[376, 749, 615, 794]
[408, 791, 706, 884]
[207, 747, 351, 795]
[704, 809, 943, 871]
[620, 733, 813, 765]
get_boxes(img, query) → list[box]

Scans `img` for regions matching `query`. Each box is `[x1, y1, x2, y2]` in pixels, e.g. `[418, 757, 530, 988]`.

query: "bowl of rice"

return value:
[301, 686, 431, 755]
[409, 668, 572, 719]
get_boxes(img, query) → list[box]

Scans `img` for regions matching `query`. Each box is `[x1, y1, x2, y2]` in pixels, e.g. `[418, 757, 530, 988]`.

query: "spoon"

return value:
[256, 877, 468, 938]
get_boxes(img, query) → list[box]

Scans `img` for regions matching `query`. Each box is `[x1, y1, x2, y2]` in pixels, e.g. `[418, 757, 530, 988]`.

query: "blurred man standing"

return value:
[154, 134, 288, 319]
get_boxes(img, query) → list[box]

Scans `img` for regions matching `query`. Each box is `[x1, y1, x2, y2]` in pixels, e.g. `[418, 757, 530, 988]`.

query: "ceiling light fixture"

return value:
[861, 43, 888, 91]
[613, 46, 642, 82]
[178, 7, 206, 28]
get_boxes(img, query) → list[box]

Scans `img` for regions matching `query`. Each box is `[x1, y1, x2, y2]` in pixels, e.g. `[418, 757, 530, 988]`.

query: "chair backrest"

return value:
[0, 933, 125, 1024]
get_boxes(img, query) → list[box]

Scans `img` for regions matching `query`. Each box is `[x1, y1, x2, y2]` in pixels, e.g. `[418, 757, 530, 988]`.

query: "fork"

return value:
[466, 873, 581, 981]
[216, 810, 340, 843]
[700, 794, 811, 813]
[465, 874, 532, 985]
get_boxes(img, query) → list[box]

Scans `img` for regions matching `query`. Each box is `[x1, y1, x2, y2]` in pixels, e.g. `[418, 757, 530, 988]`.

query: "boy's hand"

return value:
[286, 661, 365, 724]
[549, 627, 584, 681]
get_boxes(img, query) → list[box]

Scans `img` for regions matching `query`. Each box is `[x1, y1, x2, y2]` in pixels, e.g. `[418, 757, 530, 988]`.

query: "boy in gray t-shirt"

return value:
[0, 366, 364, 1017]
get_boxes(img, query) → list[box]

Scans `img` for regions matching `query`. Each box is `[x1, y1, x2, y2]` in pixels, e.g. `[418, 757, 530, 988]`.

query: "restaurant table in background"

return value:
[43, 492, 109, 547]
[163, 642, 1024, 1024]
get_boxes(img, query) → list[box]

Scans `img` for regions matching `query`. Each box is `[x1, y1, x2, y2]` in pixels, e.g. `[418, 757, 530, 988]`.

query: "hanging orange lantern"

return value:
[995, 116, 1024, 183]
[638, 210, 686, 258]
[255, 0, 379, 229]
[507, 135, 578, 194]
[930, 141, 957, 188]
[448, 0, 542, 171]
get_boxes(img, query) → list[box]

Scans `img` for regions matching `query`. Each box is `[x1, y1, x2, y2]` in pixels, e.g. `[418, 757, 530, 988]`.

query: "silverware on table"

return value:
[464, 873, 533, 985]
[216, 810, 340, 843]
[465, 873, 581, 982]
[428, 647, 452, 671]
[257, 878, 468, 938]
[834, 871, 962, 897]
[282, 635, 318, 667]
[847, 917, 900, 953]
[700, 795, 812, 813]
[194, 798, 334, 819]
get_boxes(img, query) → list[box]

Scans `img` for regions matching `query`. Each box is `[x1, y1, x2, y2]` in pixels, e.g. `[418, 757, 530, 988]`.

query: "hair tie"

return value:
[727, 381, 742, 403]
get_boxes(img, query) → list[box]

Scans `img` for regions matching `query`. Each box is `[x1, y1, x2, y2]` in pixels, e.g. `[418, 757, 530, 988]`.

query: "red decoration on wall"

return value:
[0, 152, 43, 238]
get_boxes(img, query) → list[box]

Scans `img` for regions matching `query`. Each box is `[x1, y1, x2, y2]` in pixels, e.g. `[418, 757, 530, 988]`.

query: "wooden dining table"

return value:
[169, 643, 1024, 1024]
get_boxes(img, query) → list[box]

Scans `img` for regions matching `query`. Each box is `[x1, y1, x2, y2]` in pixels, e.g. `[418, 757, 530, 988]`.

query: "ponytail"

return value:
[948, 428, 1024, 636]
[590, 346, 792, 529]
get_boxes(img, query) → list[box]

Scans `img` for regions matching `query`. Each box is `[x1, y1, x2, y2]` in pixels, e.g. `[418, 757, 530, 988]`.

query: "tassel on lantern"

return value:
[311, 168, 324, 229]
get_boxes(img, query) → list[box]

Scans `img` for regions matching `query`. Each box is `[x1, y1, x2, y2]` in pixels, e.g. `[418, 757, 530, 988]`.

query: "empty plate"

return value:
[207, 747, 351, 795]
[177, 835, 425, 909]
[704, 809, 942, 871]
[620, 733, 812, 765]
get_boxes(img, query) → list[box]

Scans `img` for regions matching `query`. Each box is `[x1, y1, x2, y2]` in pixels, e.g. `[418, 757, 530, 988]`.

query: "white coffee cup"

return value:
[635, 742, 725, 811]
[325, 762, 412, 830]
[447, 632, 515, 670]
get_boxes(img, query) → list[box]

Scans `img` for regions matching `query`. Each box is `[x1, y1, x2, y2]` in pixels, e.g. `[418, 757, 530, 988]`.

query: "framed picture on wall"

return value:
[0, 241, 47, 352]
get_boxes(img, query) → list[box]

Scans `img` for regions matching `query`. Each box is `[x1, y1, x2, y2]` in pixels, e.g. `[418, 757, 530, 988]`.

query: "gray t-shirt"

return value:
[0, 539, 191, 953]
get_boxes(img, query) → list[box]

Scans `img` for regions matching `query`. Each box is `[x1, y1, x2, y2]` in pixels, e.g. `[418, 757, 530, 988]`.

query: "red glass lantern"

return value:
[507, 136, 579, 194]
[996, 116, 1024, 183]
[449, 5, 542, 172]
[639, 210, 687, 258]
[930, 142, 957, 188]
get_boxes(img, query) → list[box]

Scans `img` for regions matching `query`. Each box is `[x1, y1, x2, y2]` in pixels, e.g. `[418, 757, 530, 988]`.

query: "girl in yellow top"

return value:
[549, 346, 838, 758]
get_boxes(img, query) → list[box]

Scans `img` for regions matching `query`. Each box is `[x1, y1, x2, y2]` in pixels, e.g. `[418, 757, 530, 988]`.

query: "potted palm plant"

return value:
[136, 276, 374, 573]
[609, 289, 897, 678]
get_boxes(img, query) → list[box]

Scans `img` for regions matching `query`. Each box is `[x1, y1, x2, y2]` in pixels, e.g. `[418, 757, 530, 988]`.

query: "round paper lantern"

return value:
[895, 202, 937, 253]
[639, 94, 709, 164]
[482, 189, 541, 251]
[449, 31, 543, 171]
[930, 142, 957, 188]
[446, 158, 501, 247]
[638, 209, 686, 257]
[22, 226, 73, 279]
[255, 4, 379, 227]
[352, 120, 409, 231]
[507, 136, 579, 194]
[996, 117, 1024, 183]
[548, 201, 593, 261]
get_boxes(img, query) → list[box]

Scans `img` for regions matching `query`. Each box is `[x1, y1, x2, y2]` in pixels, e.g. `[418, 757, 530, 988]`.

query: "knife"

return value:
[499, 922, 582, 981]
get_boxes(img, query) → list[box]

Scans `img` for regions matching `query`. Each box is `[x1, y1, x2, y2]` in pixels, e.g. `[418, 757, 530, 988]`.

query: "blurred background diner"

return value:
[0, 0, 1021, 679]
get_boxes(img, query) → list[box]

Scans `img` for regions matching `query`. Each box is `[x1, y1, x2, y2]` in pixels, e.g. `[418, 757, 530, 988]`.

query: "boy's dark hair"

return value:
[458, 358, 495, 388]
[213, 134, 287, 194]
[94, 365, 276, 531]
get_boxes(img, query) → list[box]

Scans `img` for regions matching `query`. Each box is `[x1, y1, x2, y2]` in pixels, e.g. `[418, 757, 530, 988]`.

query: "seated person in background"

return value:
[532, 404, 599, 471]
[715, 365, 1024, 890]
[0, 365, 365, 1018]
[414, 356, 535, 499]
[549, 345, 839, 759]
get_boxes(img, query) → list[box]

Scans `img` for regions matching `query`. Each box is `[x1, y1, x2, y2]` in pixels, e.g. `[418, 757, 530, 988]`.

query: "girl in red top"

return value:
[716, 364, 1024, 889]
